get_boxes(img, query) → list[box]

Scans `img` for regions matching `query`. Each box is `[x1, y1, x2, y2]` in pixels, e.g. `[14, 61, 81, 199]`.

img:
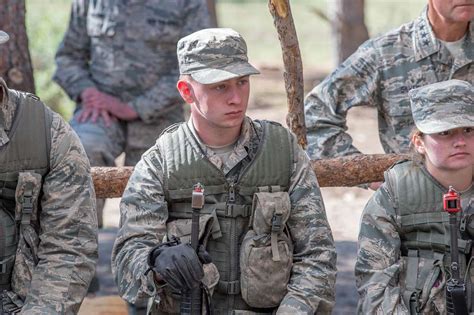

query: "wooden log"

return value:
[91, 154, 410, 198]
[92, 167, 133, 198]
[312, 154, 409, 187]
[268, 0, 307, 149]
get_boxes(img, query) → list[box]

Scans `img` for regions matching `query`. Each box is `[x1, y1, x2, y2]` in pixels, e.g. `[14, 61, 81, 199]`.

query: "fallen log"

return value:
[92, 154, 409, 198]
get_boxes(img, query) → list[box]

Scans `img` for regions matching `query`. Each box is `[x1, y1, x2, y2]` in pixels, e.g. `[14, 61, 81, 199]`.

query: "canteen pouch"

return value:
[240, 191, 293, 308]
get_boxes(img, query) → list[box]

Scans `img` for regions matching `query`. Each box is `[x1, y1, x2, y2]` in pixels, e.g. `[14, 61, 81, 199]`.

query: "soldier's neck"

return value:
[191, 117, 241, 148]
[429, 11, 469, 42]
[427, 163, 473, 192]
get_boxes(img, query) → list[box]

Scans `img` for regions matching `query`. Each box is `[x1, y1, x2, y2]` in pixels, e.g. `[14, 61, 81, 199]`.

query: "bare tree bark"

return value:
[312, 154, 409, 187]
[206, 0, 218, 27]
[268, 0, 307, 149]
[329, 0, 369, 65]
[92, 154, 409, 198]
[0, 0, 35, 93]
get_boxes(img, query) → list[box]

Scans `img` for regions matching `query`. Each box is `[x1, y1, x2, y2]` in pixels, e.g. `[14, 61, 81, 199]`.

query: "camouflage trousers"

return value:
[70, 105, 184, 167]
[70, 104, 184, 228]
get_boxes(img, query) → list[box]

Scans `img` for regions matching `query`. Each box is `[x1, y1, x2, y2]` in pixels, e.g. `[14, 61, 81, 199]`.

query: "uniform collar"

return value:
[187, 117, 255, 174]
[414, 6, 473, 66]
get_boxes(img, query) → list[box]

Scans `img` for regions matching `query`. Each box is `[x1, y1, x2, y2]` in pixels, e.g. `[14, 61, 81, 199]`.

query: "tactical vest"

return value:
[0, 87, 52, 294]
[158, 121, 292, 314]
[384, 160, 474, 313]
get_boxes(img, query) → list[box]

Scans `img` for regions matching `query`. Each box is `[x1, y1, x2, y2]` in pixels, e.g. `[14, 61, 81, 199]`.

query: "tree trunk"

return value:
[0, 0, 35, 93]
[329, 0, 369, 65]
[268, 0, 307, 149]
[206, 0, 218, 27]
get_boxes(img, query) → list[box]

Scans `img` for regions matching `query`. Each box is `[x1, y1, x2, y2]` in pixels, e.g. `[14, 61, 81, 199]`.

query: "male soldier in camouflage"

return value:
[356, 80, 474, 313]
[53, 0, 211, 227]
[112, 28, 336, 314]
[305, 0, 473, 189]
[0, 31, 97, 314]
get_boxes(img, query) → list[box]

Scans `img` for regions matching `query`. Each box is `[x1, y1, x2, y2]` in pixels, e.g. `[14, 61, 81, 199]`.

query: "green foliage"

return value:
[25, 0, 426, 119]
[26, 0, 74, 119]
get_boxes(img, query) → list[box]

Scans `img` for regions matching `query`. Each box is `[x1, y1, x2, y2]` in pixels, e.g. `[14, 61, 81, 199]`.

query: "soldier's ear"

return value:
[412, 133, 425, 154]
[177, 80, 194, 104]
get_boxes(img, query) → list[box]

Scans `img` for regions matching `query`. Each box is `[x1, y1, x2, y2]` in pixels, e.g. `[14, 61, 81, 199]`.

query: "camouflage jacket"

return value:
[304, 7, 473, 159]
[112, 117, 337, 314]
[0, 79, 98, 314]
[355, 162, 474, 314]
[53, 0, 211, 124]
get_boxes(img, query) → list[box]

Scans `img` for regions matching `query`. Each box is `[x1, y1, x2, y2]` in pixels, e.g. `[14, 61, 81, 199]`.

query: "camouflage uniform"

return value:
[0, 78, 98, 314]
[304, 7, 473, 159]
[112, 117, 337, 314]
[356, 80, 474, 314]
[53, 0, 211, 166]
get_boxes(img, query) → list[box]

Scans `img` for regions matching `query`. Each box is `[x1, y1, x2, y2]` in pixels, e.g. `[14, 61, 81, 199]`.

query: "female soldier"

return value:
[356, 79, 474, 314]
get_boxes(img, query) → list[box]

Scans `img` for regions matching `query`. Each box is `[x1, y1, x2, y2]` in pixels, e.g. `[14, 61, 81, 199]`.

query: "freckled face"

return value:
[188, 76, 250, 131]
[415, 127, 474, 172]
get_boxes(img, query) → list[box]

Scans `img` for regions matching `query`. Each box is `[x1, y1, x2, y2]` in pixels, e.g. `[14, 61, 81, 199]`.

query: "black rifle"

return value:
[181, 183, 205, 315]
[444, 186, 468, 315]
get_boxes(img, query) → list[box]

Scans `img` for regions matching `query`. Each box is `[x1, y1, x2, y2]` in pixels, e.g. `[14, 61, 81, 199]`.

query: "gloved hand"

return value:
[149, 243, 211, 292]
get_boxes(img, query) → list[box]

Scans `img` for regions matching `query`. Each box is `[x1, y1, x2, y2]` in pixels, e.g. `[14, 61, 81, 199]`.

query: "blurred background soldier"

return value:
[0, 31, 97, 314]
[356, 80, 474, 313]
[53, 0, 212, 228]
[112, 28, 336, 314]
[305, 0, 473, 190]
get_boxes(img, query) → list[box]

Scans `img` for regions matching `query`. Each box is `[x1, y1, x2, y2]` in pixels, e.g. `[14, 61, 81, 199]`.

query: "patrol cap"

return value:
[409, 79, 474, 134]
[0, 31, 9, 45]
[177, 28, 260, 84]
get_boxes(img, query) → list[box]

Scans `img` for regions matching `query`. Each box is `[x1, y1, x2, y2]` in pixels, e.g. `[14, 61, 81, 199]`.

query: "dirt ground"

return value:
[82, 68, 385, 314]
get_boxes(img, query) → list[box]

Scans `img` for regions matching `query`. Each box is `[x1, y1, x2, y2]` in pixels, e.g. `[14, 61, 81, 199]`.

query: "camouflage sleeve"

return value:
[304, 39, 381, 160]
[128, 0, 211, 124]
[355, 184, 408, 314]
[53, 0, 96, 102]
[22, 113, 98, 314]
[277, 135, 337, 314]
[111, 147, 168, 303]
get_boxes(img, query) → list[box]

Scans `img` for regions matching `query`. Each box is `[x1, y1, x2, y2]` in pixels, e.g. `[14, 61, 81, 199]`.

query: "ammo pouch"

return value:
[10, 172, 42, 304]
[240, 192, 293, 308]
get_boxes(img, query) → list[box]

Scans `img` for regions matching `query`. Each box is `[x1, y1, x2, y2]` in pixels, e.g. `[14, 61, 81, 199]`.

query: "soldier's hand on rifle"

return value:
[149, 243, 209, 292]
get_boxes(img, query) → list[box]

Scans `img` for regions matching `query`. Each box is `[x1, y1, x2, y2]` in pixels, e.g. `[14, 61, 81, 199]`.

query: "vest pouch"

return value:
[240, 191, 292, 308]
[11, 172, 42, 300]
[399, 251, 447, 314]
[156, 211, 221, 313]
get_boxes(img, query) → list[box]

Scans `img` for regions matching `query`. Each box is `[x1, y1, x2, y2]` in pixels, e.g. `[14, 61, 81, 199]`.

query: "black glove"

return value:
[150, 243, 207, 292]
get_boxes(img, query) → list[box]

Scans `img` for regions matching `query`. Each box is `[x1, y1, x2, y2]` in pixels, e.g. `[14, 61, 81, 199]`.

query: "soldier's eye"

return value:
[465, 127, 473, 134]
[438, 130, 450, 136]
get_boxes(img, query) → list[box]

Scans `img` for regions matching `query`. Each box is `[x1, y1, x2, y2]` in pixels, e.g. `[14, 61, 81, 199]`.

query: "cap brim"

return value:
[0, 31, 9, 45]
[417, 116, 474, 134]
[190, 62, 260, 84]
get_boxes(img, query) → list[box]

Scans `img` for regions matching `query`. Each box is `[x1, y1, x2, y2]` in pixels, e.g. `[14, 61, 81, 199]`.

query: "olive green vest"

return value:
[384, 160, 473, 313]
[0, 86, 52, 292]
[158, 121, 292, 314]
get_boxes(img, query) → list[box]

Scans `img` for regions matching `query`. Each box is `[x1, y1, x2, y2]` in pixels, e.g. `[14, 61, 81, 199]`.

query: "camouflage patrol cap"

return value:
[0, 31, 9, 45]
[177, 28, 260, 84]
[409, 80, 474, 134]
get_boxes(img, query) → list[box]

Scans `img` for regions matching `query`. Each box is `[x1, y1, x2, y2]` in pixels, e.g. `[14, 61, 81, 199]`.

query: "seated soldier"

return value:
[112, 28, 336, 314]
[0, 31, 97, 314]
[356, 80, 474, 314]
